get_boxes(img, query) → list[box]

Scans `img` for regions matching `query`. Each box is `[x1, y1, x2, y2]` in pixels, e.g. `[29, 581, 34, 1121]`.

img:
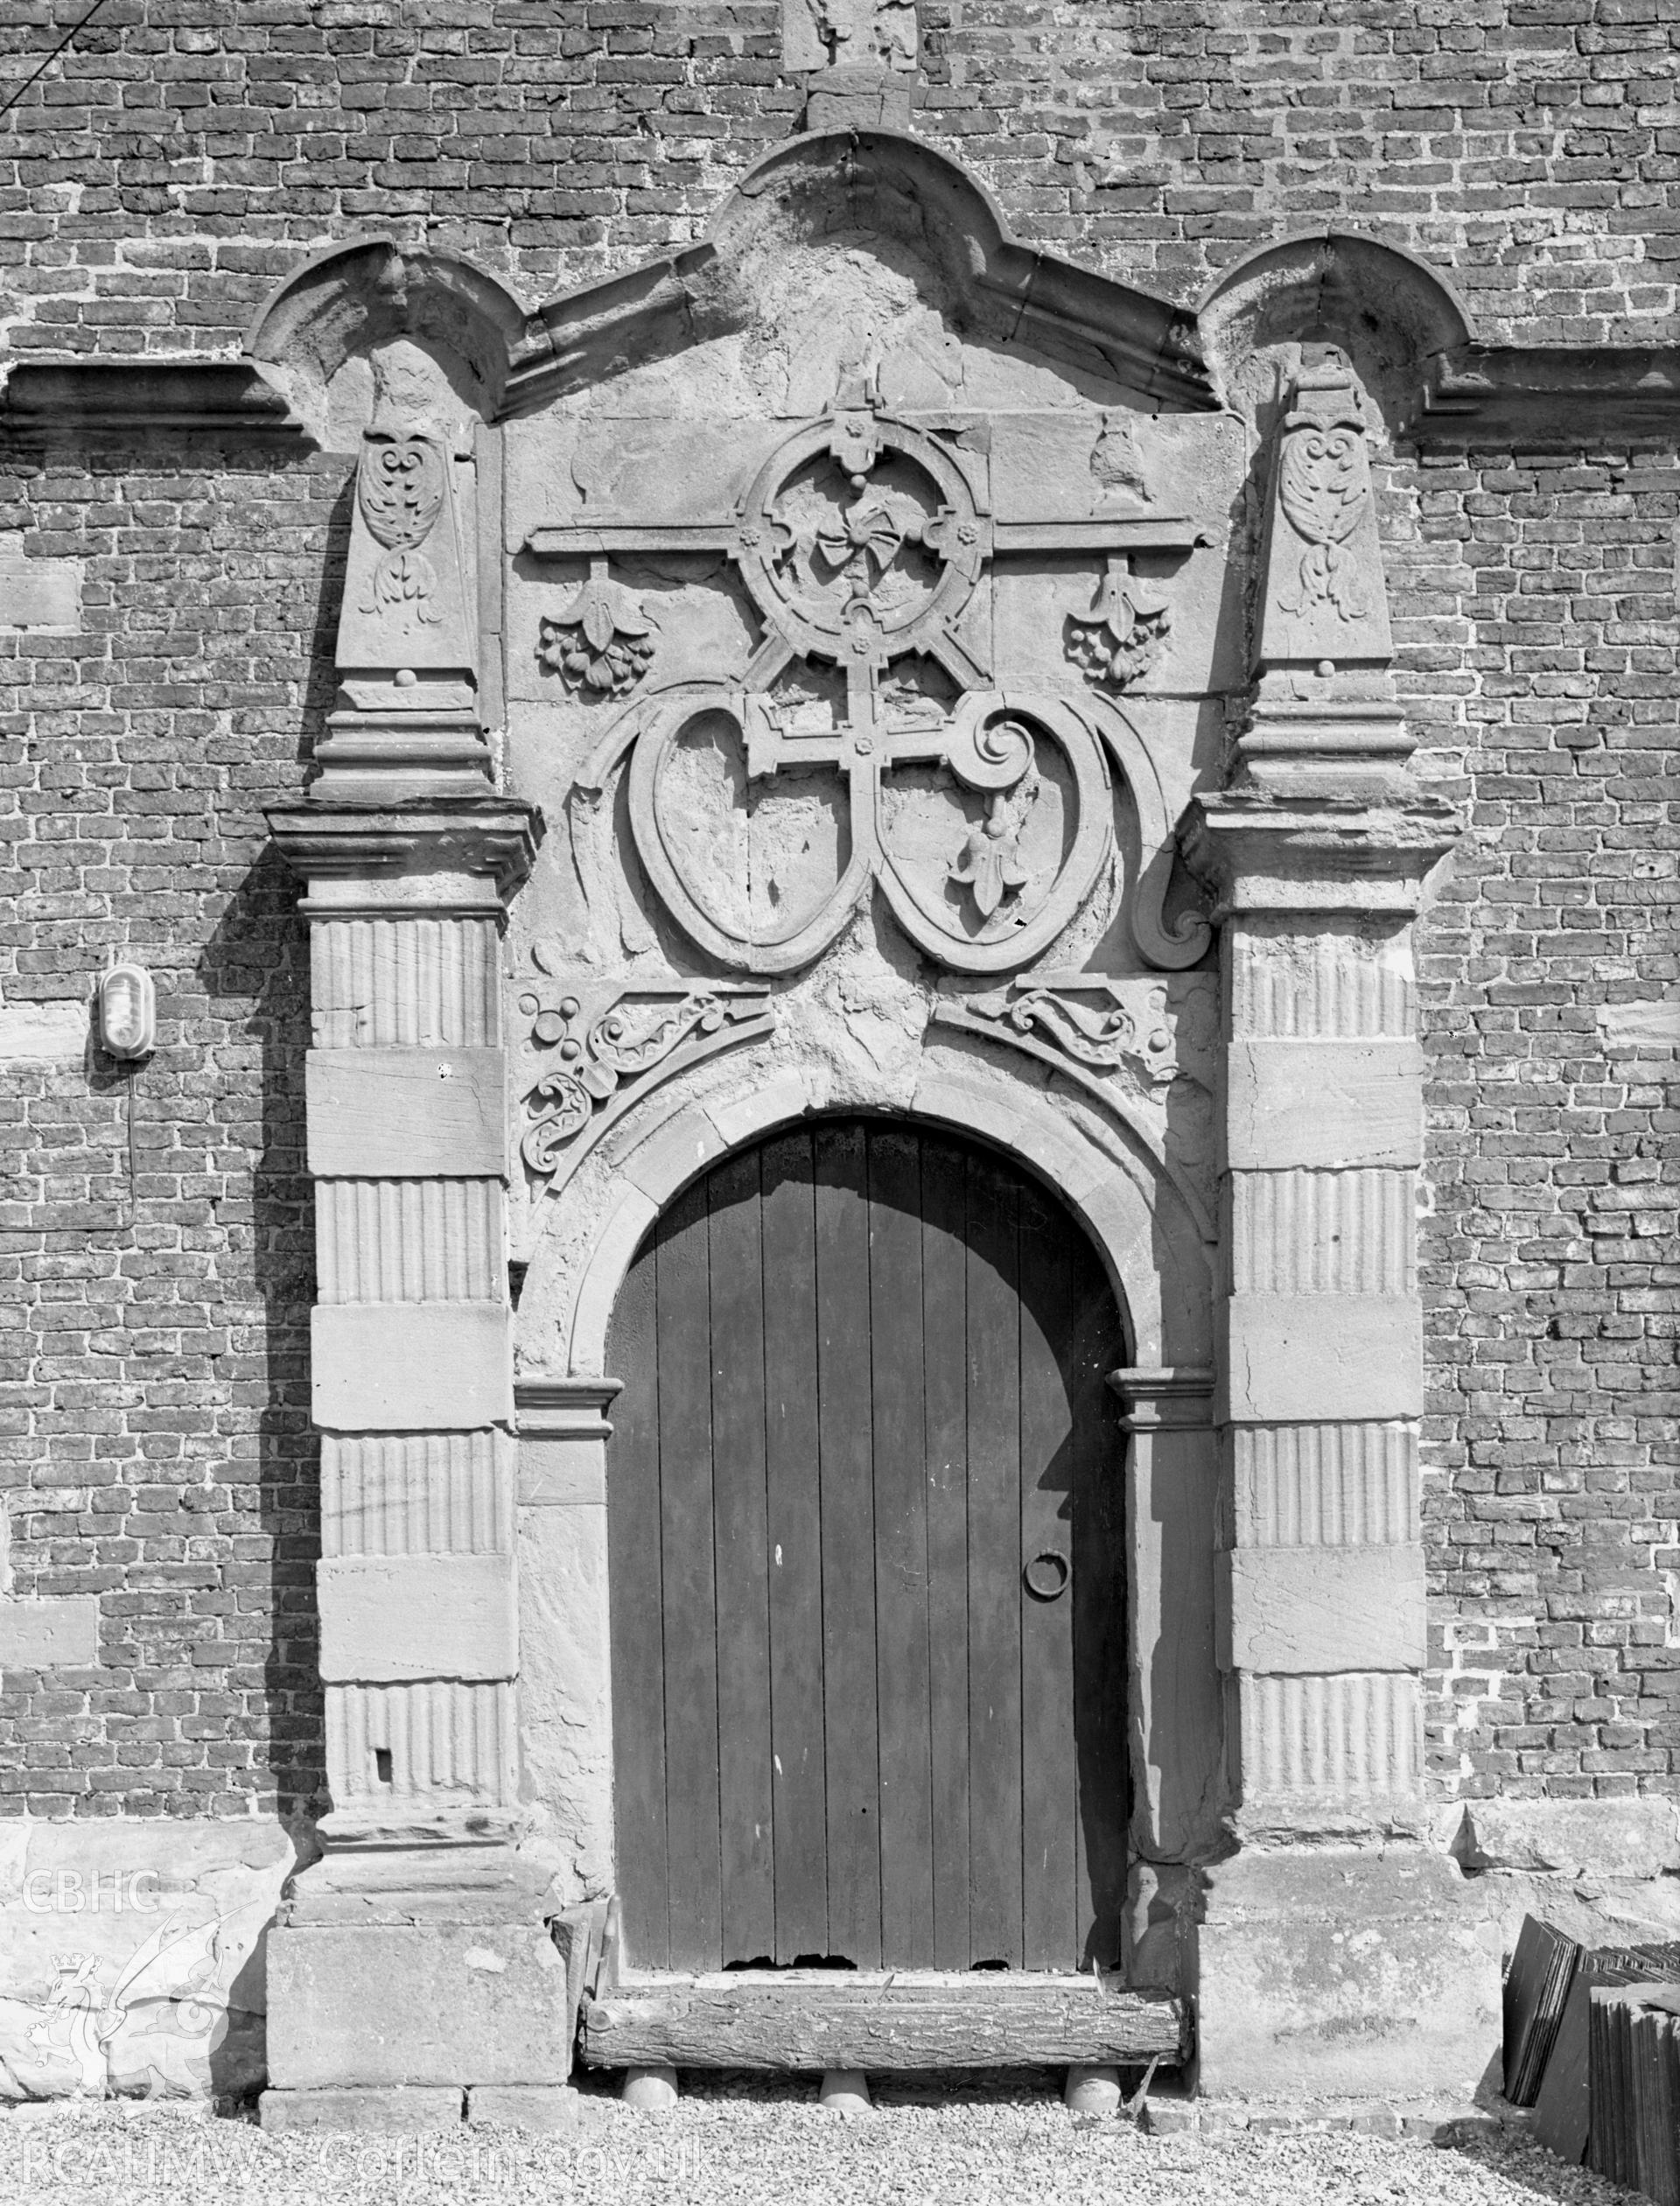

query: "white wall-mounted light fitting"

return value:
[96, 963, 156, 1061]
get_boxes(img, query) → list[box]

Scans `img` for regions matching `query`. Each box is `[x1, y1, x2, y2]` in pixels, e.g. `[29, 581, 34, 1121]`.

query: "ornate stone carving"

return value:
[1275, 398, 1373, 626]
[930, 971, 1214, 1244]
[621, 683, 1110, 976]
[518, 952, 772, 1182]
[1064, 555, 1172, 693]
[531, 382, 1210, 977]
[357, 436, 447, 623]
[537, 557, 656, 697]
[960, 976, 1177, 1089]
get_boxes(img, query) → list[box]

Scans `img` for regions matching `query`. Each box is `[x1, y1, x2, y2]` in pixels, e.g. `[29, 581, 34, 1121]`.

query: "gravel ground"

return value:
[0, 2076, 1640, 2206]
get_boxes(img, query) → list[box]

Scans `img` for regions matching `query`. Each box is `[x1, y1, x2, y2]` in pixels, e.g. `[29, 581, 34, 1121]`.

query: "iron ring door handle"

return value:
[1023, 1551, 1070, 1601]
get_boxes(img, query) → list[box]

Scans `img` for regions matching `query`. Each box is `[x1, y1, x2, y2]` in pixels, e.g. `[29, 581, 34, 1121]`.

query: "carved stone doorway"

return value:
[605, 1116, 1130, 1978]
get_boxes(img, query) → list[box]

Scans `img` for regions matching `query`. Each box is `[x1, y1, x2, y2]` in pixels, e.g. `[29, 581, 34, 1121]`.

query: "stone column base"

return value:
[1194, 1845, 1502, 2099]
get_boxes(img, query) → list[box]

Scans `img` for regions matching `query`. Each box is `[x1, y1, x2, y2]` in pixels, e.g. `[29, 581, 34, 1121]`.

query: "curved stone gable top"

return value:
[242, 131, 1229, 433]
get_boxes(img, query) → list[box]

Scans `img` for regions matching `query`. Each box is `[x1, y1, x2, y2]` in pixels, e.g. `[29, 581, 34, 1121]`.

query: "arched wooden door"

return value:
[606, 1117, 1129, 1975]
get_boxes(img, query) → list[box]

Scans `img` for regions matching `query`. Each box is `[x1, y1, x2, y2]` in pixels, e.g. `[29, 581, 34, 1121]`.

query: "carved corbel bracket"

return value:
[519, 956, 774, 1193]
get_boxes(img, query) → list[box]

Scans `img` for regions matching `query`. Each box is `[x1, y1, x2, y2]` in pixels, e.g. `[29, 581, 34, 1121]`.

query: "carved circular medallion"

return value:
[733, 415, 987, 669]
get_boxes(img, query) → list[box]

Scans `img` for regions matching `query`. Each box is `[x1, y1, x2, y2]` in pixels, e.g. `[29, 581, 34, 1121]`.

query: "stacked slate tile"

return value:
[1586, 1983, 1680, 2204]
[1503, 1914, 1680, 2199]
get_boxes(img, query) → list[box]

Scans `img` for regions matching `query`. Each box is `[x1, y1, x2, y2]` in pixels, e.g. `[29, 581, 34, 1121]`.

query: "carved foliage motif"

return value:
[1065, 556, 1173, 693]
[537, 557, 656, 697]
[518, 950, 771, 1180]
[357, 437, 446, 623]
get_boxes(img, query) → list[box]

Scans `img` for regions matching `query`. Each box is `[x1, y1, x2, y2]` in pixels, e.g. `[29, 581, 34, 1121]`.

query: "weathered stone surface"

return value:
[317, 1554, 518, 1684]
[1196, 1847, 1502, 2099]
[0, 998, 88, 1064]
[305, 1048, 508, 1177]
[466, 2083, 584, 2131]
[1222, 1544, 1424, 1675]
[0, 543, 81, 630]
[0, 1596, 100, 1670]
[311, 1304, 513, 1430]
[1224, 1040, 1424, 1170]
[260, 2086, 464, 2132]
[0, 1819, 298, 2102]
[1447, 1797, 1680, 1880]
[1223, 1295, 1424, 1422]
[266, 1923, 570, 2090]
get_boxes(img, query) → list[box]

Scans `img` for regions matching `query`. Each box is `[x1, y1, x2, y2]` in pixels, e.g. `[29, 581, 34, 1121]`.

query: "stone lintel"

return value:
[306, 1047, 508, 1177]
[1180, 795, 1459, 921]
[312, 1303, 512, 1428]
[1222, 1294, 1424, 1423]
[1225, 1039, 1423, 1170]
[1219, 1544, 1424, 1674]
[318, 1553, 518, 1683]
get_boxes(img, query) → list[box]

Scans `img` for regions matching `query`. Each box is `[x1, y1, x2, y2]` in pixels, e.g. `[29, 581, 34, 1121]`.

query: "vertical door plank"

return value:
[920, 1138, 970, 1969]
[867, 1126, 935, 1967]
[606, 1229, 668, 1969]
[965, 1147, 1023, 1968]
[1018, 1182, 1079, 1970]
[1070, 1242, 1129, 1966]
[708, 1147, 776, 1965]
[814, 1120, 882, 1966]
[654, 1181, 723, 1968]
[761, 1130, 828, 1961]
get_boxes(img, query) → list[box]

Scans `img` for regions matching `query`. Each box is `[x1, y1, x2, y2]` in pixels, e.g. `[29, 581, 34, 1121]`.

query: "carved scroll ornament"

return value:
[519, 952, 772, 1186]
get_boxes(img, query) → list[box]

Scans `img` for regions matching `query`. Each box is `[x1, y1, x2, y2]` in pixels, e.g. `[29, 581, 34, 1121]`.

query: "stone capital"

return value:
[266, 798, 543, 917]
[1179, 790, 1459, 923]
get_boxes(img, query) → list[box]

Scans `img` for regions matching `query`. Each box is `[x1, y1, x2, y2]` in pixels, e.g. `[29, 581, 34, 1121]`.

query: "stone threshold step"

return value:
[581, 1971, 1186, 2070]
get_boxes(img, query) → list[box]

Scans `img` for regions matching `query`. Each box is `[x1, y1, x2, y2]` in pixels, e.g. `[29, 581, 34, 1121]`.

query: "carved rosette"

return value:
[357, 437, 447, 623]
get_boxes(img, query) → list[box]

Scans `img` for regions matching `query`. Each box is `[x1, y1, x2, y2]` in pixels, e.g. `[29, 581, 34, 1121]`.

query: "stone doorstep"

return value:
[1142, 2097, 1530, 2143]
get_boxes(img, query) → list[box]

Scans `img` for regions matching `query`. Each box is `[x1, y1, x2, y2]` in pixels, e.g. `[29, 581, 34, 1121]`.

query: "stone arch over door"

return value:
[512, 1054, 1222, 1985]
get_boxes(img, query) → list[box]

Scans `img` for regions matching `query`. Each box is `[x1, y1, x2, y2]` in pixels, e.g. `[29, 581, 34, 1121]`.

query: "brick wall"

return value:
[1408, 447, 1679, 1804]
[0, 2, 1675, 1821]
[0, 437, 351, 1817]
[3, 0, 1676, 361]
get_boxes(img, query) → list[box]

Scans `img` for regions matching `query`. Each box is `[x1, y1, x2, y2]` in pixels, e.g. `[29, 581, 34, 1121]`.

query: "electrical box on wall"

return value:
[96, 963, 156, 1061]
